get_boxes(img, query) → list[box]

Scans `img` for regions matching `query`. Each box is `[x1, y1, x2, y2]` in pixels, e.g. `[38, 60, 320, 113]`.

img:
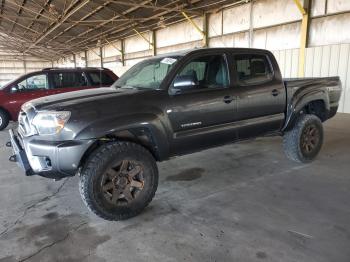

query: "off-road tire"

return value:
[283, 114, 324, 163]
[79, 141, 158, 221]
[0, 109, 9, 131]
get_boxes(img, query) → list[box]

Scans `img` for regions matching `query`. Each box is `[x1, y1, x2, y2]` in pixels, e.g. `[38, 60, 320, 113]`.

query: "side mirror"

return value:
[173, 75, 198, 90]
[10, 86, 18, 93]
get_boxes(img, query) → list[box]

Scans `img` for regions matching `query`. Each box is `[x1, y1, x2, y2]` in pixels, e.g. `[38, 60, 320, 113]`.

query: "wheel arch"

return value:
[282, 89, 330, 132]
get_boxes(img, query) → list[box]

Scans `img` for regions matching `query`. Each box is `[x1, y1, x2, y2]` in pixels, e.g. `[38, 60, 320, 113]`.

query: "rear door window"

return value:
[51, 72, 88, 89]
[86, 71, 115, 86]
[234, 54, 273, 86]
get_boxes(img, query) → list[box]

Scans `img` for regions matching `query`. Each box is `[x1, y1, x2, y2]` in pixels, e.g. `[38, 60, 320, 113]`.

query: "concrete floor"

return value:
[0, 114, 349, 262]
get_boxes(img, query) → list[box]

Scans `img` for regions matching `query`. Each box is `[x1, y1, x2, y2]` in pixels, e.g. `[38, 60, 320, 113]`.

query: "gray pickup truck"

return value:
[8, 48, 342, 220]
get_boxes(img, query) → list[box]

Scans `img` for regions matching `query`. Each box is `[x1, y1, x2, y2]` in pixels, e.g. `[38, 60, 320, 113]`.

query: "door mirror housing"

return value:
[173, 75, 198, 90]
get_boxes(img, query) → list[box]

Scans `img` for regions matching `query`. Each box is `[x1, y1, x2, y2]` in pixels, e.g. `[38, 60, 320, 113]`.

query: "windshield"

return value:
[112, 56, 179, 90]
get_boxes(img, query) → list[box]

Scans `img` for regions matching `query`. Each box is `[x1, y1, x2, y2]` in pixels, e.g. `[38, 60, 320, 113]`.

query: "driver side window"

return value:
[172, 54, 229, 93]
[16, 74, 48, 92]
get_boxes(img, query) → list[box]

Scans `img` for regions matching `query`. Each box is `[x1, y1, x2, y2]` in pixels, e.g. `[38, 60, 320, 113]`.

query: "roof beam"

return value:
[109, 0, 202, 15]
[26, 0, 53, 31]
[0, 0, 5, 26]
[9, 0, 26, 33]
[24, 0, 91, 54]
[6, 1, 56, 21]
[46, 0, 112, 44]
[62, 0, 153, 45]
[68, 0, 197, 50]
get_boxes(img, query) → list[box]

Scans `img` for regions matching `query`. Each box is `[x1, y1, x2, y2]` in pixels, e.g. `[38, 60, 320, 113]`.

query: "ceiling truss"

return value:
[0, 0, 241, 61]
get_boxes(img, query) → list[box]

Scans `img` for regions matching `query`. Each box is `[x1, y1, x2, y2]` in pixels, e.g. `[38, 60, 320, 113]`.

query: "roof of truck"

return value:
[153, 47, 272, 58]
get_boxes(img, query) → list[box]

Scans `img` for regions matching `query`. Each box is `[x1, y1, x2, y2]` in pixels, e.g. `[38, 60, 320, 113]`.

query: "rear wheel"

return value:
[0, 109, 9, 131]
[283, 114, 323, 163]
[79, 141, 158, 221]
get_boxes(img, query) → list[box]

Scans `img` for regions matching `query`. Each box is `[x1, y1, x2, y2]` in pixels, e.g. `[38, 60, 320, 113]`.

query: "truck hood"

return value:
[26, 87, 145, 112]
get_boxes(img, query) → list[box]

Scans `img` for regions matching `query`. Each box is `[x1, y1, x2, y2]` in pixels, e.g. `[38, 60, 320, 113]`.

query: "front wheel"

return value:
[283, 114, 324, 163]
[79, 141, 158, 221]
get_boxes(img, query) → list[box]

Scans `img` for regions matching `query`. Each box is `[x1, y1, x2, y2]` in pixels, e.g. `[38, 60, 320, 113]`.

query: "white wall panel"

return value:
[209, 35, 234, 47]
[263, 23, 301, 50]
[309, 14, 350, 46]
[125, 33, 151, 53]
[312, 0, 326, 16]
[274, 44, 350, 113]
[156, 18, 203, 48]
[208, 11, 222, 37]
[327, 0, 350, 13]
[0, 57, 51, 86]
[222, 4, 250, 34]
[253, 0, 301, 28]
[233, 32, 249, 47]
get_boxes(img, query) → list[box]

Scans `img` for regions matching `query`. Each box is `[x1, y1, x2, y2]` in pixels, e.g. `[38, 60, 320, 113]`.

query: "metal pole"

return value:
[249, 0, 254, 48]
[100, 46, 103, 68]
[85, 50, 88, 67]
[293, 0, 311, 77]
[73, 53, 77, 68]
[152, 30, 157, 56]
[121, 39, 125, 66]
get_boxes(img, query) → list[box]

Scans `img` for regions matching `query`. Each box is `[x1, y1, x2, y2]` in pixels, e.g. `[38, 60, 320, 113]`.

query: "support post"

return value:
[84, 50, 88, 67]
[73, 53, 77, 68]
[23, 55, 27, 74]
[99, 47, 103, 68]
[249, 0, 254, 48]
[293, 0, 311, 77]
[152, 30, 157, 56]
[202, 12, 209, 47]
[121, 39, 125, 66]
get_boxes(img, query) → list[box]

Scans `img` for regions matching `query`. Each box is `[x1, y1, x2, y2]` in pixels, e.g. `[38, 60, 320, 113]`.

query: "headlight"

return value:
[32, 111, 71, 135]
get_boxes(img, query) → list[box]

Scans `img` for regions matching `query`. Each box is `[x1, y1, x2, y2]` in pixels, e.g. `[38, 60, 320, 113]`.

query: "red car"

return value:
[0, 67, 118, 130]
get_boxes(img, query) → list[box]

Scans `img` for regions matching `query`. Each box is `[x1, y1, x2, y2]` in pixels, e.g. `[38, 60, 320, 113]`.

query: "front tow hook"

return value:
[9, 155, 16, 162]
[6, 141, 12, 147]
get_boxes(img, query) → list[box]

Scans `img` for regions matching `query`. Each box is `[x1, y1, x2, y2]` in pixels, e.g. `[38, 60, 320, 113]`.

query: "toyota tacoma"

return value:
[7, 48, 342, 220]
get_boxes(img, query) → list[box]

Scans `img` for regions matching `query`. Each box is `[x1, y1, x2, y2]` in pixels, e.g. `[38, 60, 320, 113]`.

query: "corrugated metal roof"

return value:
[0, 0, 244, 60]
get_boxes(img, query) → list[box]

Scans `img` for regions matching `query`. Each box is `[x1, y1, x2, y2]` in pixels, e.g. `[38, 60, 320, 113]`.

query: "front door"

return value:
[166, 53, 238, 155]
[6, 73, 49, 119]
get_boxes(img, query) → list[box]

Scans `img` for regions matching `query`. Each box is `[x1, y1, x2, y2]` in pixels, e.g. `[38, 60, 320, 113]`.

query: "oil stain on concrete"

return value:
[1, 213, 110, 262]
[166, 167, 205, 181]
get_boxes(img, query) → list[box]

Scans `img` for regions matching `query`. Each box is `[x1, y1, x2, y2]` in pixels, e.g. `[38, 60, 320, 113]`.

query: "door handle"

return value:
[271, 89, 280, 97]
[223, 95, 236, 104]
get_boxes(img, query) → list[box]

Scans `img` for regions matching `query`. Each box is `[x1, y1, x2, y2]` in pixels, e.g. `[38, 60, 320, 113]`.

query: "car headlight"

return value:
[32, 111, 71, 135]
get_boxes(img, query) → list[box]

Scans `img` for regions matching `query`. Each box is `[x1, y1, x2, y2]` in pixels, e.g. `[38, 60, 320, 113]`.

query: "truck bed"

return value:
[283, 76, 342, 122]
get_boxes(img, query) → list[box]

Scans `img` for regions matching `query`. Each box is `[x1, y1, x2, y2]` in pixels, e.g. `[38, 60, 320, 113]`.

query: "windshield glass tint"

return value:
[113, 56, 179, 89]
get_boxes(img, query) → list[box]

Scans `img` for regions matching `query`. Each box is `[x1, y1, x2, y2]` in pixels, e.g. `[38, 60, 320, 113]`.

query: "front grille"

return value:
[18, 111, 35, 137]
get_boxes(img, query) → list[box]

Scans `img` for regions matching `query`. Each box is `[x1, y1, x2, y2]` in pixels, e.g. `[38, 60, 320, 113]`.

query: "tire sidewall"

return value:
[0, 110, 9, 131]
[297, 115, 323, 162]
[81, 142, 158, 220]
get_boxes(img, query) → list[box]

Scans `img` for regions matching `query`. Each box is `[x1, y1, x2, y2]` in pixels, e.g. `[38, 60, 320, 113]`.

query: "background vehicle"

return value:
[8, 48, 342, 221]
[0, 67, 118, 130]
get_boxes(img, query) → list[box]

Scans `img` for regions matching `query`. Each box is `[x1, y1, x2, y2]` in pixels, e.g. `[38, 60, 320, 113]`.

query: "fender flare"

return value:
[74, 113, 170, 161]
[282, 89, 330, 132]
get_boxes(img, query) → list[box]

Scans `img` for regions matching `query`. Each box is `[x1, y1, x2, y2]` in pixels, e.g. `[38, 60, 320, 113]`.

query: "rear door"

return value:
[166, 52, 239, 155]
[48, 71, 91, 95]
[85, 70, 116, 87]
[230, 52, 286, 139]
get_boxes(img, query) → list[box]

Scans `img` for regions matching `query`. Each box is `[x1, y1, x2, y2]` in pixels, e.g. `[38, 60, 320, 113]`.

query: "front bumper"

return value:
[8, 129, 95, 179]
